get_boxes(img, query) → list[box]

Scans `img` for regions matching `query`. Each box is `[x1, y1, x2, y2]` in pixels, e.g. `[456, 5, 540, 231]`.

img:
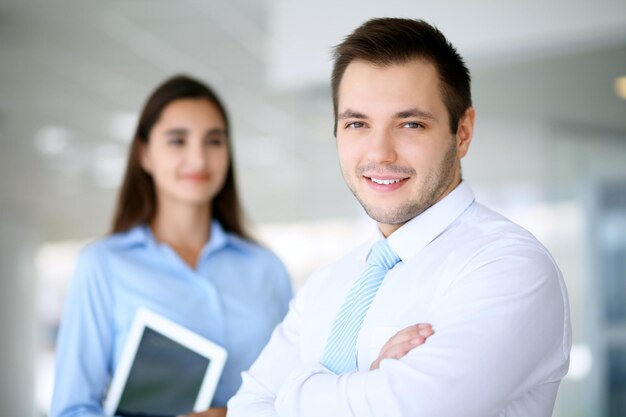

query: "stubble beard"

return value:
[346, 138, 459, 226]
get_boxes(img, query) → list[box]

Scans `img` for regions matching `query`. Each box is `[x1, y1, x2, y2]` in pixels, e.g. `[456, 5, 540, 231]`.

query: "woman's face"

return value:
[140, 98, 230, 209]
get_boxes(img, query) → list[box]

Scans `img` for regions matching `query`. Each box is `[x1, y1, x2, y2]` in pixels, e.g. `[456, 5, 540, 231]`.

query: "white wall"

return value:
[0, 214, 38, 417]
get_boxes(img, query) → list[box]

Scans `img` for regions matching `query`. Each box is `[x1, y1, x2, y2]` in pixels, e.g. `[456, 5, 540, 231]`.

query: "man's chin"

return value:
[362, 206, 420, 226]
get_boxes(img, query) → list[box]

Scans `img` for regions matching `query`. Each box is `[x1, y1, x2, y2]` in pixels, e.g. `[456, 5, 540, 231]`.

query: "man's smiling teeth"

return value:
[370, 177, 402, 185]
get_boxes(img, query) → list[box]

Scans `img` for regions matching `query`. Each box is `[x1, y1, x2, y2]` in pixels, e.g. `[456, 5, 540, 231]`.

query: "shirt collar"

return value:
[199, 220, 229, 258]
[113, 224, 149, 248]
[115, 220, 233, 257]
[385, 181, 475, 263]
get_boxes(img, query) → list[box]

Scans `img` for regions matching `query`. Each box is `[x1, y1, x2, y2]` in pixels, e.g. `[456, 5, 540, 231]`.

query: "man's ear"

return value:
[456, 107, 475, 159]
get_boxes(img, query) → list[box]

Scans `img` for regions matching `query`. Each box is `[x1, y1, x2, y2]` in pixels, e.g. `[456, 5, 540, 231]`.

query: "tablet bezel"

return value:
[103, 307, 228, 416]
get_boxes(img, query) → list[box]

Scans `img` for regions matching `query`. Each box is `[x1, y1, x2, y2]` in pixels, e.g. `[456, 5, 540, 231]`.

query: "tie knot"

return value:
[368, 239, 400, 271]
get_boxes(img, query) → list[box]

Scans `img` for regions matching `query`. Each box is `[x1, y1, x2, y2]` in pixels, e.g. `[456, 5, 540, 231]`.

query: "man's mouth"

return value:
[369, 177, 403, 185]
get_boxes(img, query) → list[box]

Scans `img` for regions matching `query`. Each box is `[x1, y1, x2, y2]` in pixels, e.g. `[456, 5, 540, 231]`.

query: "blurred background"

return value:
[1, 0, 625, 416]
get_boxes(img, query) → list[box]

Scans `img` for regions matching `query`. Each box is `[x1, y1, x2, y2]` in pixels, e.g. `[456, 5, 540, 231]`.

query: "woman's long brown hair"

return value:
[111, 75, 249, 240]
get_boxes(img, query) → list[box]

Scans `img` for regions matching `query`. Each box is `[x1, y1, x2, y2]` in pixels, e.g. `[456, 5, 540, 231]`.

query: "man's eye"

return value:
[346, 121, 365, 129]
[403, 122, 423, 129]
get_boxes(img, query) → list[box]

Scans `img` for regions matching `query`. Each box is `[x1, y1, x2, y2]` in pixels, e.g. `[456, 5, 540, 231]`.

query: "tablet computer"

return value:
[103, 307, 228, 417]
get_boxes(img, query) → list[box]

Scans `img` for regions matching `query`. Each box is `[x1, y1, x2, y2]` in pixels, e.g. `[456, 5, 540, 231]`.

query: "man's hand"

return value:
[370, 323, 433, 370]
[178, 407, 227, 417]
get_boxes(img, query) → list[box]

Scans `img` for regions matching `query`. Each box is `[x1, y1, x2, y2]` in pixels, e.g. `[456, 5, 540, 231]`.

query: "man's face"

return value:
[336, 59, 473, 237]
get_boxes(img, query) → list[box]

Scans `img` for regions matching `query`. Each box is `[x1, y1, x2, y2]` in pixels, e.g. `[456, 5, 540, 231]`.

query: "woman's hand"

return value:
[370, 323, 433, 370]
[178, 407, 227, 417]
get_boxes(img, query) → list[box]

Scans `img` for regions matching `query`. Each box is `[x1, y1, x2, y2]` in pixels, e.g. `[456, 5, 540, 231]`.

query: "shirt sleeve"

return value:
[50, 245, 114, 417]
[271, 241, 571, 417]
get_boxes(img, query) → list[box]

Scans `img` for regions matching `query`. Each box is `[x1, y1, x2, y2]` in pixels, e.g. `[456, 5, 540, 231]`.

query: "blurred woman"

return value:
[50, 75, 292, 417]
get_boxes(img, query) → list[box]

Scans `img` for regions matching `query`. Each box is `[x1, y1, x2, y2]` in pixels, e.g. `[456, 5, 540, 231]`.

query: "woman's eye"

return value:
[168, 137, 185, 146]
[205, 134, 226, 146]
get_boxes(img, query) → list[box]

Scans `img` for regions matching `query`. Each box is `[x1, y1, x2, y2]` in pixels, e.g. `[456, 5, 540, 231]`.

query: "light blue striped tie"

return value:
[322, 239, 400, 374]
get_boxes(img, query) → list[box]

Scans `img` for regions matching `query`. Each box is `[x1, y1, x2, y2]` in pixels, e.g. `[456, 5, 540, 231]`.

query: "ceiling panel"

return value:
[0, 0, 624, 241]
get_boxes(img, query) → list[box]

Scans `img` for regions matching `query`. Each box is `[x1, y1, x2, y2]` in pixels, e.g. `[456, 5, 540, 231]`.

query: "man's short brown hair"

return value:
[331, 18, 472, 135]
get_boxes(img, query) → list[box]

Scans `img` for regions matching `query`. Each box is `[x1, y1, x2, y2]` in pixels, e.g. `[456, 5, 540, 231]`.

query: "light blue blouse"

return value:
[50, 221, 292, 417]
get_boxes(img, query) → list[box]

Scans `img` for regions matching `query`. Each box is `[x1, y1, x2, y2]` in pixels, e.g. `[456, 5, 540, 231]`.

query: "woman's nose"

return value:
[186, 140, 208, 169]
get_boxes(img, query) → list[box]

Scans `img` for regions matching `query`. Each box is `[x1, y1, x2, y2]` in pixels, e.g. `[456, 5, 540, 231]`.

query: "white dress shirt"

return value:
[228, 182, 571, 417]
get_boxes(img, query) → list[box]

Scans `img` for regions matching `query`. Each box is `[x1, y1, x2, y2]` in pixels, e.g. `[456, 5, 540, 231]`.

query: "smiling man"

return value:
[228, 18, 571, 417]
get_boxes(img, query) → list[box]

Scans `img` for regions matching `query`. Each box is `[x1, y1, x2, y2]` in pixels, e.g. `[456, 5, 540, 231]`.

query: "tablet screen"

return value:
[115, 327, 211, 416]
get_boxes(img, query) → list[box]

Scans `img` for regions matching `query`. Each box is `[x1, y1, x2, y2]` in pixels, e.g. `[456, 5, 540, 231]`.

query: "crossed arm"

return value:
[183, 324, 433, 417]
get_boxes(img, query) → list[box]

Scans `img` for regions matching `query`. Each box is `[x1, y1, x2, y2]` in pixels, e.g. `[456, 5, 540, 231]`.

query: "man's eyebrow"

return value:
[337, 109, 367, 119]
[395, 108, 437, 121]
[338, 108, 438, 121]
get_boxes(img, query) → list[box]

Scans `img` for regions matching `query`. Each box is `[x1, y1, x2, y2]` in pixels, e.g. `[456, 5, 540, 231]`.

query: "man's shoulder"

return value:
[449, 202, 560, 274]
[459, 202, 546, 246]
[313, 241, 368, 274]
[300, 241, 371, 292]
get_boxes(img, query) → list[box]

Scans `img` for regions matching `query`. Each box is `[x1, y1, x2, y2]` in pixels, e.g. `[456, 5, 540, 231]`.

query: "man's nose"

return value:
[366, 128, 397, 164]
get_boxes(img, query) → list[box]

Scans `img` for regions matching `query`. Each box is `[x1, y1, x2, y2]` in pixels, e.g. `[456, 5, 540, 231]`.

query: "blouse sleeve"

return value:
[50, 244, 115, 417]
